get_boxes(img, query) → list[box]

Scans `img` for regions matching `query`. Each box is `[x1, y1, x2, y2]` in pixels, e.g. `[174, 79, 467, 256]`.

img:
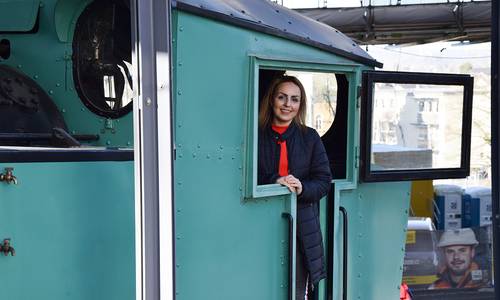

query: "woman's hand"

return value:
[285, 175, 302, 195]
[276, 175, 302, 195]
[276, 176, 297, 193]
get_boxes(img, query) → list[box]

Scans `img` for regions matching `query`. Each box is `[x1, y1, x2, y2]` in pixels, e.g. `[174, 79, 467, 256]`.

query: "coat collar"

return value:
[267, 121, 298, 141]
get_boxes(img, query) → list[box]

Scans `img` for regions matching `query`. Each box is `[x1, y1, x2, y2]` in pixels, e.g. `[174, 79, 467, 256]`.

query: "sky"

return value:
[281, 0, 479, 8]
[282, 0, 360, 8]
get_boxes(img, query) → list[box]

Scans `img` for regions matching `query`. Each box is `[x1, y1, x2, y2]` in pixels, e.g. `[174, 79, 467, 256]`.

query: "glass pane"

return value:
[403, 225, 493, 291]
[286, 71, 337, 136]
[371, 83, 464, 171]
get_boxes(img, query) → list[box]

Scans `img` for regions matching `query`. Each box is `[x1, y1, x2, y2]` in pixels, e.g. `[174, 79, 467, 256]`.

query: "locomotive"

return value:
[0, 0, 473, 299]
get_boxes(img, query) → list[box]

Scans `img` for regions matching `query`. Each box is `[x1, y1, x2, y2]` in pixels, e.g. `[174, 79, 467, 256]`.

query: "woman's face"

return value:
[271, 81, 301, 126]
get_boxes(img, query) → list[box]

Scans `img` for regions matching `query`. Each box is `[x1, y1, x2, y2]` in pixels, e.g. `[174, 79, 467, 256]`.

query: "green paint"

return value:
[0, 161, 135, 299]
[336, 182, 411, 300]
[174, 11, 412, 299]
[0, 0, 133, 147]
[54, 0, 91, 42]
[0, 0, 40, 32]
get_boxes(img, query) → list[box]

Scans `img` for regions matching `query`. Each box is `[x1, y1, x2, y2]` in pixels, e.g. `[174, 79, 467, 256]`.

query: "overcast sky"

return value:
[283, 0, 360, 8]
[281, 0, 477, 8]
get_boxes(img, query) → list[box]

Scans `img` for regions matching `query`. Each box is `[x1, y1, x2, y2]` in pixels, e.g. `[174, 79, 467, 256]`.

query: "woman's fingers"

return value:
[287, 179, 303, 195]
[277, 176, 297, 193]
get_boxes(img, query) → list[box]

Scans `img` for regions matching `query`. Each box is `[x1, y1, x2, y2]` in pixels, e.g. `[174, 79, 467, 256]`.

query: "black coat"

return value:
[258, 122, 332, 285]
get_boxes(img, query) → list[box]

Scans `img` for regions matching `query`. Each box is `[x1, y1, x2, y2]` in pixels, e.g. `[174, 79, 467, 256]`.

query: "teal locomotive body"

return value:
[0, 0, 473, 299]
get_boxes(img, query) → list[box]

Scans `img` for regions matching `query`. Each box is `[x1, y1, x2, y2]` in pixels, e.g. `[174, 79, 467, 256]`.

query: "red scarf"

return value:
[272, 125, 289, 177]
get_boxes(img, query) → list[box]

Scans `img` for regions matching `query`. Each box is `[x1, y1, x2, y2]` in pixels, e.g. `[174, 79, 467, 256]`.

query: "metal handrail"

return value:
[282, 212, 293, 300]
[339, 206, 348, 300]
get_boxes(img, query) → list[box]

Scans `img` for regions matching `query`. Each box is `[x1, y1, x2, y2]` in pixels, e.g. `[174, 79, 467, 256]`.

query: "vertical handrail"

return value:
[339, 206, 348, 300]
[326, 188, 334, 300]
[282, 212, 293, 300]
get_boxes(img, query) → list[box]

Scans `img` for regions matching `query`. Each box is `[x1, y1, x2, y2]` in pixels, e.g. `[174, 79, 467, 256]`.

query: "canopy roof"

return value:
[174, 0, 382, 67]
[297, 1, 491, 45]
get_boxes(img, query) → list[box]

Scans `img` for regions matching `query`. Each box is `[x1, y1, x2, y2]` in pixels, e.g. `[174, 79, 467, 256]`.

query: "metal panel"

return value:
[336, 182, 411, 300]
[0, 0, 40, 32]
[174, 0, 382, 68]
[173, 11, 303, 299]
[0, 162, 135, 299]
[133, 0, 174, 299]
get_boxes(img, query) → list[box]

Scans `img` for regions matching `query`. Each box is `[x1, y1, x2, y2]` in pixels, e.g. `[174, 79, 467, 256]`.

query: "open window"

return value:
[72, 0, 133, 119]
[246, 58, 353, 198]
[360, 70, 474, 182]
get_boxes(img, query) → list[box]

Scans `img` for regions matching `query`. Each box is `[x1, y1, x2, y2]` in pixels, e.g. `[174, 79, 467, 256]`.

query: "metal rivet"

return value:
[146, 97, 152, 106]
[106, 141, 111, 145]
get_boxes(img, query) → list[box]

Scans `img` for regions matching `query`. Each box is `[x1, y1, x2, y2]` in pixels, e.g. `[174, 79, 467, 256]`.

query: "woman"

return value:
[258, 75, 332, 299]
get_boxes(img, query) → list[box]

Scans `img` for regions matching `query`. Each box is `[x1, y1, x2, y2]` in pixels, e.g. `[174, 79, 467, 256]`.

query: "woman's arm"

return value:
[297, 131, 332, 203]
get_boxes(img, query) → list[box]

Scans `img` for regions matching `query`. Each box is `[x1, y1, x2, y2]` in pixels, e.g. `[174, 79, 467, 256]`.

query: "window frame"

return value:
[360, 70, 474, 182]
[244, 56, 359, 199]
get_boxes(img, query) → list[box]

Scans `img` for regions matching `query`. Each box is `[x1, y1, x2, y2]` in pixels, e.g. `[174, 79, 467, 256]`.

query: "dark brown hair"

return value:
[258, 75, 307, 129]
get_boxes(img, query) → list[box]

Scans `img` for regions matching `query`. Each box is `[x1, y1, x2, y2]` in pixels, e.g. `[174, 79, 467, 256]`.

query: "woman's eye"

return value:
[291, 97, 300, 103]
[277, 95, 286, 101]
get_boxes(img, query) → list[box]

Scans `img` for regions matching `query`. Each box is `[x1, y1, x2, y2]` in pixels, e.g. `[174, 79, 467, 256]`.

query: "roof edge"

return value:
[173, 1, 383, 68]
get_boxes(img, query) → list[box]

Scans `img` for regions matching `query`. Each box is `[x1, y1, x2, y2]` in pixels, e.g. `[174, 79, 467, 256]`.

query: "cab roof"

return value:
[174, 0, 383, 68]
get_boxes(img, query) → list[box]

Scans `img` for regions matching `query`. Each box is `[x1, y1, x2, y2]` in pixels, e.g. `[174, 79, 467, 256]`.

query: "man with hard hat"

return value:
[429, 228, 484, 289]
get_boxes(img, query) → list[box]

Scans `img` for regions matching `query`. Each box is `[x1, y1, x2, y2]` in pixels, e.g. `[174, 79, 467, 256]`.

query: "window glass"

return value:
[72, 0, 133, 119]
[285, 71, 337, 136]
[371, 83, 464, 171]
[403, 225, 493, 291]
